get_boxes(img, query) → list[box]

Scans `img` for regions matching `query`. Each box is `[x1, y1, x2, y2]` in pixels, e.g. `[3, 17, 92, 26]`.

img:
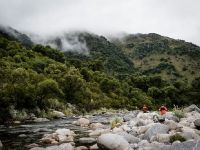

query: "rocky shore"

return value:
[1, 105, 200, 150]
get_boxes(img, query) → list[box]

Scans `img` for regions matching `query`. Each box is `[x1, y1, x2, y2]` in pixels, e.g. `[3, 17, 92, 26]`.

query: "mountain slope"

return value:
[43, 32, 135, 76]
[0, 25, 33, 47]
[111, 33, 200, 81]
[1, 26, 200, 123]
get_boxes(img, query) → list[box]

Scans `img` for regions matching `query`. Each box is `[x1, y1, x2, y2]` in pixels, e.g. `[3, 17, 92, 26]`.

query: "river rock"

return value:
[138, 123, 155, 134]
[129, 128, 138, 136]
[33, 118, 49, 122]
[57, 134, 73, 142]
[40, 136, 56, 144]
[164, 120, 178, 130]
[31, 143, 73, 150]
[30, 148, 45, 150]
[112, 127, 124, 133]
[14, 121, 21, 124]
[194, 119, 200, 130]
[155, 134, 171, 143]
[52, 110, 65, 118]
[75, 118, 90, 127]
[55, 128, 75, 136]
[184, 104, 200, 113]
[90, 144, 98, 150]
[144, 123, 169, 141]
[117, 132, 140, 144]
[138, 140, 149, 147]
[18, 134, 27, 138]
[75, 146, 88, 150]
[89, 129, 110, 137]
[25, 143, 39, 149]
[161, 140, 200, 150]
[164, 112, 179, 122]
[120, 124, 131, 132]
[137, 112, 153, 120]
[145, 141, 165, 150]
[97, 133, 132, 150]
[90, 123, 104, 130]
[79, 137, 96, 144]
[186, 111, 200, 123]
[33, 128, 53, 133]
[123, 111, 138, 122]
[180, 130, 200, 140]
[129, 118, 140, 127]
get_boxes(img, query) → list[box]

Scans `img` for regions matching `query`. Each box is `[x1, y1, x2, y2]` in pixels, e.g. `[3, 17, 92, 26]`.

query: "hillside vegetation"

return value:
[112, 33, 200, 81]
[0, 27, 200, 123]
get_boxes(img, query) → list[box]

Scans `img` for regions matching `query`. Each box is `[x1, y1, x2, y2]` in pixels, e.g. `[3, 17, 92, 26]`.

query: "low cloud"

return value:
[30, 32, 89, 54]
[0, 0, 200, 45]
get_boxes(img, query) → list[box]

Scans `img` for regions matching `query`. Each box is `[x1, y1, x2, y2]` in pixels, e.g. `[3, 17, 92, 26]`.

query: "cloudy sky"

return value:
[0, 0, 200, 45]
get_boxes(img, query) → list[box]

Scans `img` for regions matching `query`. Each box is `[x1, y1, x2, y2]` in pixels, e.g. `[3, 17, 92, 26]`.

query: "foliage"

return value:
[173, 107, 185, 119]
[169, 134, 186, 143]
[0, 29, 200, 123]
[110, 116, 123, 129]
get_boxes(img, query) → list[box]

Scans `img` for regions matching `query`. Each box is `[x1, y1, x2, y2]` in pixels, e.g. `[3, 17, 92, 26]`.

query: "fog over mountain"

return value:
[0, 0, 200, 45]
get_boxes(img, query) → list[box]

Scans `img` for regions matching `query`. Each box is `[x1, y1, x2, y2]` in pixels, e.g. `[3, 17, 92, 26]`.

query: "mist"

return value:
[0, 0, 200, 45]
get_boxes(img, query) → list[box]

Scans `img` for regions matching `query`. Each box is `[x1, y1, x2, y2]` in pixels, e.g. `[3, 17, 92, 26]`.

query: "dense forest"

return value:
[0, 26, 200, 123]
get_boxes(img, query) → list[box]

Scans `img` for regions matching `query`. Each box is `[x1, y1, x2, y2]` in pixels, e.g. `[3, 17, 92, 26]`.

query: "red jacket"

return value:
[159, 106, 168, 115]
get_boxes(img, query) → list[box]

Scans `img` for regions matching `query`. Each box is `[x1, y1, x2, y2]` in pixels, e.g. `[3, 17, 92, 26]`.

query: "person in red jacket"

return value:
[159, 105, 168, 115]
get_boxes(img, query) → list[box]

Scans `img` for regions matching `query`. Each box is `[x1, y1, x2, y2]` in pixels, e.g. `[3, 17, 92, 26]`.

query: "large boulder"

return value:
[137, 123, 155, 134]
[161, 140, 200, 150]
[194, 119, 200, 130]
[180, 130, 200, 140]
[117, 132, 140, 144]
[144, 123, 169, 141]
[184, 104, 200, 113]
[52, 110, 65, 118]
[41, 128, 74, 144]
[164, 112, 179, 122]
[164, 120, 179, 130]
[97, 133, 133, 150]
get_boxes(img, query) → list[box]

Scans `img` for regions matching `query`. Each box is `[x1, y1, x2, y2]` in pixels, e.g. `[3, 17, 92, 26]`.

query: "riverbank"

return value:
[1, 105, 200, 150]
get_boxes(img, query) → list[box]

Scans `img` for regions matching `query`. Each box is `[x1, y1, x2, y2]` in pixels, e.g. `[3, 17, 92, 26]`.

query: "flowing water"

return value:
[0, 113, 120, 150]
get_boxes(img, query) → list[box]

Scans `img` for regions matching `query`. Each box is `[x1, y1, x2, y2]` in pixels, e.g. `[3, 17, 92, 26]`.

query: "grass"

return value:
[110, 116, 123, 129]
[172, 106, 185, 119]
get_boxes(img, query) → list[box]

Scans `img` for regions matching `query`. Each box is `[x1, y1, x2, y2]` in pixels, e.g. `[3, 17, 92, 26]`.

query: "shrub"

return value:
[169, 134, 186, 143]
[110, 116, 123, 129]
[9, 106, 28, 121]
[173, 107, 185, 119]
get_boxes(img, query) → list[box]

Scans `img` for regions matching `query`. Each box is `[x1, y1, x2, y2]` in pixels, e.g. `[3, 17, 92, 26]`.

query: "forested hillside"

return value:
[0, 27, 200, 123]
[112, 33, 200, 81]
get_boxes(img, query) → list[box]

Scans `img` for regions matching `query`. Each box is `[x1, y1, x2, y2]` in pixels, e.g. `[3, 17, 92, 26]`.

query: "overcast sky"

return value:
[0, 0, 200, 45]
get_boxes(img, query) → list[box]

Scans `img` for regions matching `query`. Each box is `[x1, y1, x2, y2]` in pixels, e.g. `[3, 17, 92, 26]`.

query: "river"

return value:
[0, 113, 124, 150]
